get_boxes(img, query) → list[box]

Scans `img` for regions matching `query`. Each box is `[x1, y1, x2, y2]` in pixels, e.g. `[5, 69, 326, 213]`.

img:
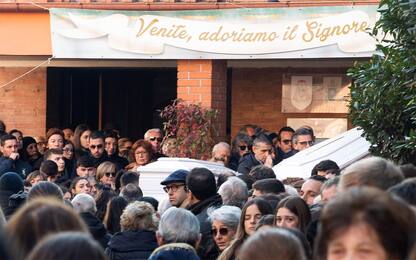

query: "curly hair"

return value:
[120, 201, 158, 232]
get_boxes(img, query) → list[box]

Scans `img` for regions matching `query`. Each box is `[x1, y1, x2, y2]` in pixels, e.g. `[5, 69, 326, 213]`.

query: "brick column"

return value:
[177, 60, 227, 141]
[0, 67, 46, 137]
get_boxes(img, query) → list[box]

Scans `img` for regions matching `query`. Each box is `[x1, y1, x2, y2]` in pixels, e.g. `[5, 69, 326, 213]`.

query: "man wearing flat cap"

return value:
[160, 169, 189, 208]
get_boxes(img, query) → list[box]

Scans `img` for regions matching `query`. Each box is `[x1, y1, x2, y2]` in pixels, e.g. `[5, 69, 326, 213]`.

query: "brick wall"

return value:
[231, 67, 349, 137]
[232, 68, 285, 136]
[0, 67, 46, 137]
[177, 60, 227, 141]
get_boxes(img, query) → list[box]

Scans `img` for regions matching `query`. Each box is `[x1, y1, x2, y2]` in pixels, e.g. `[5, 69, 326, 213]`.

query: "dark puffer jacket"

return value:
[188, 194, 222, 260]
[105, 230, 158, 260]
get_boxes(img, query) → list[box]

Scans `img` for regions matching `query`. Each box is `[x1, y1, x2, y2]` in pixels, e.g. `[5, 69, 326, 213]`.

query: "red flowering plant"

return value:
[160, 99, 218, 159]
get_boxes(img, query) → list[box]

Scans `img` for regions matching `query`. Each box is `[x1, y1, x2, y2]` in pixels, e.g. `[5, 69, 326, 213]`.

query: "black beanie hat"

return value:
[0, 172, 23, 193]
[22, 136, 36, 151]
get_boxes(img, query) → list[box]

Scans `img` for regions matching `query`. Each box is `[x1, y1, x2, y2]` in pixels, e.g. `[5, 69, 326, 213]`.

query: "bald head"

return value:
[211, 142, 231, 166]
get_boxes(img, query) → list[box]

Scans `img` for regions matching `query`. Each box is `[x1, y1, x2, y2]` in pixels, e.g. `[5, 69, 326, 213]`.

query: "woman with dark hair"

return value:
[104, 196, 129, 234]
[118, 137, 133, 160]
[228, 133, 253, 171]
[274, 196, 311, 234]
[218, 198, 273, 260]
[63, 139, 75, 160]
[73, 124, 92, 160]
[20, 136, 41, 167]
[70, 177, 91, 198]
[125, 140, 153, 170]
[105, 201, 158, 260]
[27, 232, 106, 260]
[63, 139, 76, 179]
[315, 187, 416, 260]
[95, 185, 116, 222]
[6, 198, 89, 259]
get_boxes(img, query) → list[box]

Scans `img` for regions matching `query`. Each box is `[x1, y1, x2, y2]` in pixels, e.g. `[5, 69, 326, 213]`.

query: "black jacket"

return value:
[105, 230, 158, 260]
[0, 156, 31, 179]
[188, 194, 222, 260]
[88, 152, 110, 168]
[237, 153, 261, 175]
[80, 212, 112, 249]
[108, 154, 129, 171]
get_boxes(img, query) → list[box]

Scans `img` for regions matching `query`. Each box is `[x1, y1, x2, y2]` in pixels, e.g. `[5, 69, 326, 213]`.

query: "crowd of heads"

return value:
[0, 121, 416, 260]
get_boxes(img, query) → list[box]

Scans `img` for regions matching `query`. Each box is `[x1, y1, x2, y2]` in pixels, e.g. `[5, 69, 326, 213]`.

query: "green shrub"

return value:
[348, 0, 416, 164]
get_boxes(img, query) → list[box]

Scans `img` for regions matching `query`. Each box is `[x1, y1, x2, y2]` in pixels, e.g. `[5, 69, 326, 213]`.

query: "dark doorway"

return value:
[47, 68, 177, 140]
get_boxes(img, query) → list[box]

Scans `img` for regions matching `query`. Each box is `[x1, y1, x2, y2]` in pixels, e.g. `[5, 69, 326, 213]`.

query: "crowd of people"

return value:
[0, 120, 416, 260]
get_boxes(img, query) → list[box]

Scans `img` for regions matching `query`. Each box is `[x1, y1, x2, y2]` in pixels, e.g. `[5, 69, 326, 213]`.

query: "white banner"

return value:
[50, 6, 379, 59]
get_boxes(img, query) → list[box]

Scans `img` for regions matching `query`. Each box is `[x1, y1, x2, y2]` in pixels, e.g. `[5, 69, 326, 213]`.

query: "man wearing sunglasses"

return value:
[237, 135, 276, 175]
[144, 128, 166, 160]
[88, 131, 109, 167]
[161, 169, 190, 208]
[292, 127, 315, 153]
[275, 126, 295, 163]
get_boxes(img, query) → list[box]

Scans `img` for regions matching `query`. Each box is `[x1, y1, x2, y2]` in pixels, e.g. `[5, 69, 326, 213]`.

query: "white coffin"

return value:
[273, 127, 371, 180]
[136, 157, 236, 201]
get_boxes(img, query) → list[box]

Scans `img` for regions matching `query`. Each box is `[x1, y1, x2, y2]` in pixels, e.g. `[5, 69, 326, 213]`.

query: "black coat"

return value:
[80, 212, 112, 249]
[105, 230, 158, 260]
[108, 154, 129, 171]
[237, 153, 261, 175]
[0, 157, 31, 179]
[188, 194, 222, 260]
[88, 152, 110, 168]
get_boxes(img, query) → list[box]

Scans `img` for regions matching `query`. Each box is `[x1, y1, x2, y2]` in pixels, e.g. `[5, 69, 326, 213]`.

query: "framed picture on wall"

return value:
[282, 74, 350, 113]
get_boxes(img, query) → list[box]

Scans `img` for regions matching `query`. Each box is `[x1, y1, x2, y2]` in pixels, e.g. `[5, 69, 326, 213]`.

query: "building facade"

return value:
[0, 0, 378, 140]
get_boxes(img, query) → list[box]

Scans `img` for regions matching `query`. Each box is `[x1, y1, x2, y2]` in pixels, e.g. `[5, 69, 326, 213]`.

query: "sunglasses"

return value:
[149, 137, 163, 142]
[211, 227, 229, 236]
[105, 172, 116, 178]
[298, 141, 314, 146]
[282, 139, 292, 145]
[239, 145, 252, 151]
[163, 184, 185, 193]
[90, 144, 103, 149]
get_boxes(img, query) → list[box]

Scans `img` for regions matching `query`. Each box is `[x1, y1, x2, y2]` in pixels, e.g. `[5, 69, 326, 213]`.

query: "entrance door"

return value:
[47, 68, 177, 140]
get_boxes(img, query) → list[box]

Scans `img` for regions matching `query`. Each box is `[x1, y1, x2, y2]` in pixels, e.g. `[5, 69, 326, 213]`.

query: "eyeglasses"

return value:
[63, 148, 73, 153]
[90, 144, 103, 150]
[105, 172, 116, 178]
[211, 227, 229, 236]
[149, 137, 163, 142]
[239, 145, 252, 151]
[163, 184, 185, 193]
[282, 139, 292, 145]
[298, 141, 314, 146]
